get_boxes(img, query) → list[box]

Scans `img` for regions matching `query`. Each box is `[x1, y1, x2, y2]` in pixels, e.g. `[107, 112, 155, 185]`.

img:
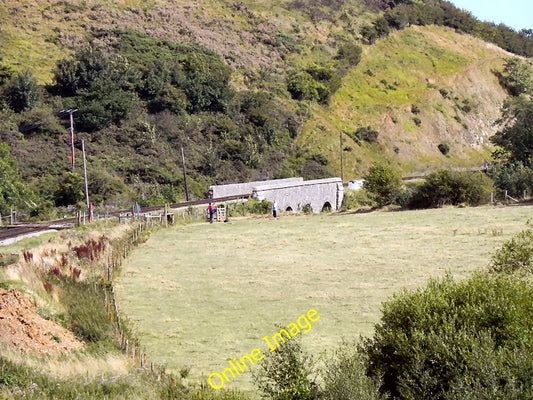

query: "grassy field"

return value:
[115, 205, 533, 391]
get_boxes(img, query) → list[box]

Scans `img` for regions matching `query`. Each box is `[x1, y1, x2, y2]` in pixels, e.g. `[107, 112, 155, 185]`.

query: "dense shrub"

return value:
[322, 341, 383, 400]
[335, 43, 363, 68]
[487, 162, 533, 198]
[54, 172, 85, 207]
[437, 143, 450, 155]
[252, 336, 318, 400]
[348, 126, 379, 145]
[499, 57, 532, 96]
[5, 70, 41, 113]
[490, 224, 533, 274]
[247, 199, 272, 215]
[408, 170, 493, 208]
[287, 64, 340, 104]
[0, 143, 36, 216]
[361, 272, 533, 399]
[287, 70, 330, 103]
[363, 163, 403, 207]
[340, 188, 377, 211]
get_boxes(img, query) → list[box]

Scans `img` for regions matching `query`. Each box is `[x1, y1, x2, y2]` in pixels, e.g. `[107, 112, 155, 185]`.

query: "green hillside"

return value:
[0, 0, 532, 215]
[300, 25, 510, 179]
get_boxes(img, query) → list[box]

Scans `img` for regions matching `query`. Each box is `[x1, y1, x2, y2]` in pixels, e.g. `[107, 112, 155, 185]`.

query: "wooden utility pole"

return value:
[339, 131, 344, 183]
[81, 140, 91, 221]
[181, 147, 190, 202]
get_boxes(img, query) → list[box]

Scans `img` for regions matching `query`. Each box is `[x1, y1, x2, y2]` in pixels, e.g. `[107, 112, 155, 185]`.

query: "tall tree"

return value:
[491, 58, 533, 165]
[501, 57, 532, 96]
[491, 95, 533, 165]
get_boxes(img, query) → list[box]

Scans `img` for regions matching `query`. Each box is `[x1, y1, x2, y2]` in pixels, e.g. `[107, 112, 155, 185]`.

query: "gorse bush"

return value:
[5, 70, 41, 113]
[437, 143, 450, 155]
[252, 336, 319, 400]
[363, 163, 403, 207]
[360, 272, 533, 399]
[488, 162, 533, 198]
[347, 126, 379, 145]
[490, 223, 533, 274]
[322, 341, 383, 400]
[407, 169, 493, 208]
[0, 142, 37, 216]
[340, 188, 377, 211]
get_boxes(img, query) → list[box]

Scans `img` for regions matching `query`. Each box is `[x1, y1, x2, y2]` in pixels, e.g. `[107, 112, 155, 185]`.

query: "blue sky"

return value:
[450, 0, 532, 31]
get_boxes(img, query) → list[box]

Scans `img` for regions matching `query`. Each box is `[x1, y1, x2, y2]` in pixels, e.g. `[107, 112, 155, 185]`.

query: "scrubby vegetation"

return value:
[251, 225, 533, 400]
[3, 207, 533, 399]
[0, 0, 532, 220]
[2, 0, 533, 398]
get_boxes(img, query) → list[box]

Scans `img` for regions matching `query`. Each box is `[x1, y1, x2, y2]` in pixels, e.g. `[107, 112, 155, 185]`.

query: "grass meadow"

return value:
[115, 205, 533, 392]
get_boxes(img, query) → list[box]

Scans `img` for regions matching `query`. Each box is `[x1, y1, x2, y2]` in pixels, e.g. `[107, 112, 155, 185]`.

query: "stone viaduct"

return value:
[209, 177, 343, 213]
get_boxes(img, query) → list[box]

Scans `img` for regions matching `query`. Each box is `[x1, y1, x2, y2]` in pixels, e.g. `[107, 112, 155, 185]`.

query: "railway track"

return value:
[0, 194, 250, 244]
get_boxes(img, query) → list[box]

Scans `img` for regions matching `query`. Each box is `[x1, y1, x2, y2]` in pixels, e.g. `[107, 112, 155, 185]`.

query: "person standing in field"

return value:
[272, 201, 278, 218]
[208, 202, 215, 223]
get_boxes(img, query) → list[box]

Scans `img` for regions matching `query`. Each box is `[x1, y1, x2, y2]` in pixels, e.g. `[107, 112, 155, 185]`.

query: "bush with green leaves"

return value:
[408, 169, 493, 208]
[437, 143, 450, 155]
[54, 172, 85, 207]
[0, 142, 37, 216]
[287, 64, 340, 104]
[322, 341, 383, 400]
[499, 57, 532, 96]
[252, 335, 318, 400]
[488, 162, 533, 198]
[246, 199, 272, 215]
[348, 126, 379, 145]
[5, 70, 41, 113]
[490, 223, 533, 274]
[287, 70, 330, 103]
[335, 43, 362, 70]
[361, 272, 533, 399]
[363, 163, 403, 207]
[340, 188, 377, 211]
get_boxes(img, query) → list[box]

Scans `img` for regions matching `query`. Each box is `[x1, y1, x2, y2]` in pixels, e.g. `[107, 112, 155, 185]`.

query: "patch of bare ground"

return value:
[0, 288, 83, 354]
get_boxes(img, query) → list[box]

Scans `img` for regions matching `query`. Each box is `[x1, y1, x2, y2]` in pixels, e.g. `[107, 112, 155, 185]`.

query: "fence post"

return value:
[0, 213, 2, 226]
[10, 209, 14, 225]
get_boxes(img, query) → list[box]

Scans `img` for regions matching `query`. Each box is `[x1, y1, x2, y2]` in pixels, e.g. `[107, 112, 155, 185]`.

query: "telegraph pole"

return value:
[339, 131, 344, 183]
[58, 109, 78, 169]
[181, 146, 190, 201]
[81, 140, 91, 220]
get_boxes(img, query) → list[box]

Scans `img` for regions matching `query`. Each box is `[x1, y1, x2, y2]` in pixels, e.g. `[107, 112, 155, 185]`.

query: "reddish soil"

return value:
[0, 288, 83, 354]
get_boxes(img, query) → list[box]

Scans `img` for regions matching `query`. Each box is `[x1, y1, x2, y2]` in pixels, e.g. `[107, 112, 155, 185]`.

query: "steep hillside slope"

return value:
[299, 25, 511, 178]
[0, 0, 367, 84]
[0, 0, 526, 213]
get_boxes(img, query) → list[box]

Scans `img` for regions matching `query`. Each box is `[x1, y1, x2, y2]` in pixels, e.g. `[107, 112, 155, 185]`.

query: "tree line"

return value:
[360, 0, 533, 57]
